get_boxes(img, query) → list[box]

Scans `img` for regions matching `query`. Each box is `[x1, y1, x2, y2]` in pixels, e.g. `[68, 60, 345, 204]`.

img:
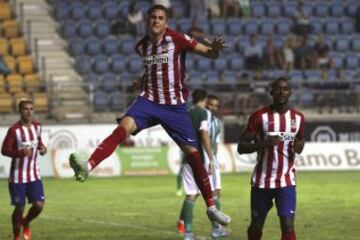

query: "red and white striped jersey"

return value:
[1, 121, 44, 183]
[246, 106, 305, 189]
[135, 28, 198, 105]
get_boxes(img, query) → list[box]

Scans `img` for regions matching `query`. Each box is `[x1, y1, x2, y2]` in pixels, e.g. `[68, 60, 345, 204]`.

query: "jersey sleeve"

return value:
[1, 128, 25, 158]
[245, 112, 261, 136]
[297, 114, 305, 139]
[174, 32, 198, 51]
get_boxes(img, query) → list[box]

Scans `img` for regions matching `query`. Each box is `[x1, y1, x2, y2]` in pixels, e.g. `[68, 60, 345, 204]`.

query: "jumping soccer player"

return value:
[237, 77, 305, 240]
[69, 4, 231, 226]
[1, 100, 47, 240]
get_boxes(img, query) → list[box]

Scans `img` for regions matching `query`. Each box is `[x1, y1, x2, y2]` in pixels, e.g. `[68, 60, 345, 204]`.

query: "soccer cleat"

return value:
[211, 225, 228, 238]
[69, 152, 89, 182]
[207, 207, 231, 226]
[177, 220, 185, 235]
[184, 232, 195, 240]
[23, 226, 31, 240]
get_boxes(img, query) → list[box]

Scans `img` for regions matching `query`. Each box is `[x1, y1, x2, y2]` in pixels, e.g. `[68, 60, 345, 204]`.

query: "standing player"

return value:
[237, 77, 305, 240]
[177, 89, 214, 240]
[68, 4, 231, 226]
[1, 100, 47, 240]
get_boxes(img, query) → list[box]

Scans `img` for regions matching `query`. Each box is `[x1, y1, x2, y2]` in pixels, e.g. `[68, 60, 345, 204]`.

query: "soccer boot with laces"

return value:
[207, 207, 231, 226]
[69, 152, 89, 182]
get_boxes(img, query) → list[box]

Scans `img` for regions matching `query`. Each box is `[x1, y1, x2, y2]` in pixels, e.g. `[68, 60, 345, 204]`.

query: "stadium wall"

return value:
[1, 125, 360, 179]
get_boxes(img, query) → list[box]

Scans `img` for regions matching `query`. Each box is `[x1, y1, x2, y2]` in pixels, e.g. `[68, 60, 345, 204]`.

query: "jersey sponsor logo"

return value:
[267, 132, 296, 142]
[143, 53, 169, 65]
[19, 140, 38, 148]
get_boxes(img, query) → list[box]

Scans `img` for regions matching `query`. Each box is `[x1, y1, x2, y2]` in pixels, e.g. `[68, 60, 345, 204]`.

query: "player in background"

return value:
[237, 77, 305, 240]
[206, 94, 228, 238]
[177, 89, 214, 240]
[68, 4, 231, 226]
[1, 100, 47, 240]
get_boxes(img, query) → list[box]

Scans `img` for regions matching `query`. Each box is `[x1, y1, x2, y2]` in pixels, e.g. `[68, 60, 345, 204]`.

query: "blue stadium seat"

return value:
[206, 71, 219, 83]
[314, 2, 329, 18]
[330, 52, 344, 69]
[61, 20, 77, 39]
[54, 4, 68, 20]
[93, 90, 109, 111]
[301, 3, 313, 18]
[251, 3, 265, 18]
[110, 91, 124, 111]
[95, 19, 110, 38]
[196, 58, 211, 71]
[305, 70, 321, 82]
[330, 2, 344, 17]
[351, 35, 360, 51]
[78, 20, 93, 38]
[168, 19, 177, 30]
[260, 21, 274, 35]
[222, 71, 237, 84]
[69, 38, 85, 56]
[300, 90, 314, 107]
[177, 18, 192, 33]
[172, 0, 187, 18]
[137, 0, 151, 14]
[345, 53, 359, 70]
[334, 36, 349, 52]
[102, 73, 118, 92]
[273, 35, 284, 49]
[211, 18, 226, 36]
[185, 56, 194, 70]
[236, 36, 250, 53]
[197, 19, 209, 34]
[70, 4, 86, 20]
[309, 18, 323, 34]
[212, 58, 227, 72]
[103, 2, 119, 20]
[75, 55, 92, 74]
[276, 18, 291, 35]
[87, 3, 102, 20]
[119, 35, 134, 55]
[289, 70, 304, 88]
[283, 2, 297, 18]
[188, 70, 204, 84]
[228, 54, 244, 71]
[226, 18, 242, 36]
[120, 72, 134, 83]
[243, 20, 258, 35]
[346, 1, 360, 17]
[127, 55, 142, 74]
[340, 18, 354, 35]
[102, 37, 119, 56]
[86, 37, 102, 56]
[324, 19, 339, 35]
[84, 73, 99, 86]
[111, 54, 126, 73]
[223, 36, 237, 54]
[267, 3, 281, 18]
[118, 1, 130, 18]
[93, 55, 109, 74]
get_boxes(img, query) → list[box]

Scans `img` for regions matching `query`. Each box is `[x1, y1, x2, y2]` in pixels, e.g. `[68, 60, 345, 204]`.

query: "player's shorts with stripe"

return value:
[8, 180, 45, 206]
[250, 186, 296, 224]
[124, 96, 198, 148]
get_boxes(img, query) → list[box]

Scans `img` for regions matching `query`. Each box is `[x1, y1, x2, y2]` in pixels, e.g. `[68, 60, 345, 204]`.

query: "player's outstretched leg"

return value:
[207, 206, 231, 226]
[69, 152, 89, 182]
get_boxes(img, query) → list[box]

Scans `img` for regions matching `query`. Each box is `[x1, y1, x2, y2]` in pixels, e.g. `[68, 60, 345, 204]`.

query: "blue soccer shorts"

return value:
[8, 180, 45, 207]
[250, 186, 296, 224]
[123, 96, 198, 148]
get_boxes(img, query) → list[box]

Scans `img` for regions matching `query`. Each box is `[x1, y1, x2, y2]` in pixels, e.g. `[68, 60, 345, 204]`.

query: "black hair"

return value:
[271, 76, 289, 90]
[146, 4, 169, 20]
[192, 89, 207, 104]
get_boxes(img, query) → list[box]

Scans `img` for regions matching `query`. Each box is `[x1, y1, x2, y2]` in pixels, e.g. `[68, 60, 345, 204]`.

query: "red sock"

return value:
[88, 126, 126, 169]
[186, 151, 214, 207]
[281, 231, 296, 240]
[247, 227, 262, 240]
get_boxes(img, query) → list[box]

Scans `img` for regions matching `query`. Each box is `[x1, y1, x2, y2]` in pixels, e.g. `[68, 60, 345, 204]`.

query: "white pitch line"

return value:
[41, 215, 210, 239]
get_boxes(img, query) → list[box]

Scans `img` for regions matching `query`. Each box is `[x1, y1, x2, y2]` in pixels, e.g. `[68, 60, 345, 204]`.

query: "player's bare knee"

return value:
[33, 201, 44, 212]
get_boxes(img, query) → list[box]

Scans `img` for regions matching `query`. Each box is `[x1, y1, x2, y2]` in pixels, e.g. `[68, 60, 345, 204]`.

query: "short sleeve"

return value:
[175, 32, 198, 51]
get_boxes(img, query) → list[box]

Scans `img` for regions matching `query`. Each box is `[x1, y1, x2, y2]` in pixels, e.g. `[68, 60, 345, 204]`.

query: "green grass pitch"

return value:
[0, 171, 359, 239]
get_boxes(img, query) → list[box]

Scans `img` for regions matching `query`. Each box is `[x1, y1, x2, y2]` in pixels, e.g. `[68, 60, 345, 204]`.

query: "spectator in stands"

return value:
[0, 55, 10, 76]
[220, 0, 242, 18]
[292, 3, 313, 36]
[355, 6, 360, 33]
[205, 0, 221, 20]
[282, 36, 295, 72]
[294, 36, 315, 70]
[313, 34, 334, 70]
[188, 0, 207, 24]
[126, 1, 145, 36]
[244, 34, 263, 71]
[264, 35, 281, 70]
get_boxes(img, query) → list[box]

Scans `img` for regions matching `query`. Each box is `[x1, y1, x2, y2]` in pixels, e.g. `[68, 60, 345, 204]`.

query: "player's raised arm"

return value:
[193, 37, 227, 59]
